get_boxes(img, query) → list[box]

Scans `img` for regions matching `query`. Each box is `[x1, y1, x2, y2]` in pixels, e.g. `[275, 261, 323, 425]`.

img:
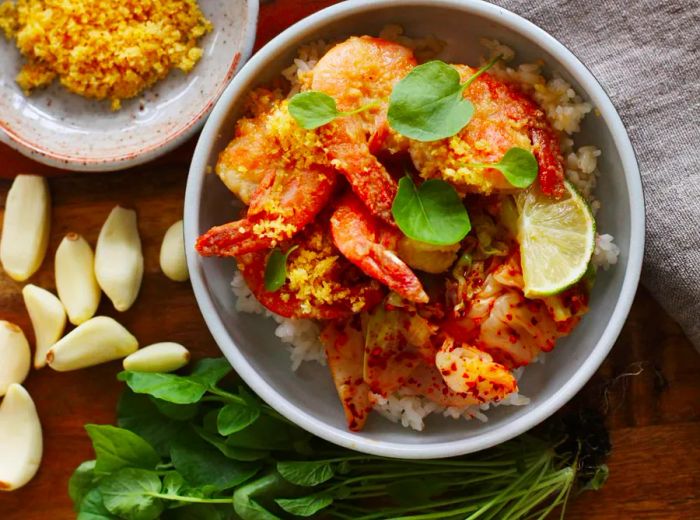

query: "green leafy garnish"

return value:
[468, 146, 539, 188]
[71, 360, 611, 520]
[275, 494, 333, 516]
[391, 175, 471, 245]
[387, 55, 501, 141]
[98, 468, 164, 520]
[263, 245, 298, 292]
[85, 425, 160, 475]
[288, 92, 379, 130]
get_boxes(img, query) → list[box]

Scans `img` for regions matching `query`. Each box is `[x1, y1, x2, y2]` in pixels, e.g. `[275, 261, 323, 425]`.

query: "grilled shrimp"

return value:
[236, 222, 383, 319]
[330, 192, 428, 303]
[311, 36, 417, 223]
[445, 252, 584, 367]
[409, 66, 565, 197]
[199, 98, 340, 257]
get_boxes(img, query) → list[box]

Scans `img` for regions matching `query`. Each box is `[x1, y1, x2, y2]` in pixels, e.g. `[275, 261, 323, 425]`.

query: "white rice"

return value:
[229, 33, 620, 431]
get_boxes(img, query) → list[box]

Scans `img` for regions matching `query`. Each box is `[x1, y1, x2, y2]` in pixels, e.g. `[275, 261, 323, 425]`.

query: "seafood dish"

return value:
[196, 30, 618, 432]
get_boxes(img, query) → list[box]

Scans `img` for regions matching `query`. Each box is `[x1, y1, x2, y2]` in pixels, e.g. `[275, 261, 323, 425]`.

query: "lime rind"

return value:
[516, 181, 596, 297]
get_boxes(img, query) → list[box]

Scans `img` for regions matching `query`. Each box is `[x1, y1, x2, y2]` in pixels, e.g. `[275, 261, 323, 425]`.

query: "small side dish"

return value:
[196, 30, 619, 432]
[0, 0, 211, 110]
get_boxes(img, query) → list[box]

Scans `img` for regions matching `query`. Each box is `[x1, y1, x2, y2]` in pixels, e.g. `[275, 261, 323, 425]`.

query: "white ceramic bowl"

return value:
[185, 0, 644, 458]
[0, 1, 258, 171]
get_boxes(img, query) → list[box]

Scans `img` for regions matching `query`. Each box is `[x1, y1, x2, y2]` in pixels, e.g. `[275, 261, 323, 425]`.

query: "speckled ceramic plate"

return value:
[0, 1, 258, 171]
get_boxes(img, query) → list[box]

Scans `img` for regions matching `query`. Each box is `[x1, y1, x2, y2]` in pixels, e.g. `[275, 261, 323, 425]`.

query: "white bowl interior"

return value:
[0, 1, 257, 170]
[185, 0, 643, 458]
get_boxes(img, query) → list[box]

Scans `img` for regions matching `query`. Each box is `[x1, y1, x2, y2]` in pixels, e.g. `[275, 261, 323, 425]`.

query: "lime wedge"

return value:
[516, 181, 595, 297]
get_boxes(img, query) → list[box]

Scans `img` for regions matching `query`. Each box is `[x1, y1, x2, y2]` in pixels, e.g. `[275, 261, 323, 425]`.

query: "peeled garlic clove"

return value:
[0, 322, 30, 397]
[0, 384, 43, 491]
[46, 316, 138, 372]
[55, 233, 101, 325]
[159, 220, 189, 282]
[95, 206, 144, 312]
[123, 342, 190, 373]
[0, 175, 51, 281]
[22, 284, 67, 369]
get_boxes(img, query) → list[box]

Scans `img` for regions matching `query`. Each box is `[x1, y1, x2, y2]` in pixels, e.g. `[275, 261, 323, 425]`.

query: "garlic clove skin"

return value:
[0, 384, 43, 491]
[0, 321, 30, 397]
[0, 175, 51, 281]
[123, 342, 190, 373]
[55, 233, 101, 326]
[94, 206, 144, 312]
[22, 284, 67, 369]
[159, 220, 189, 282]
[46, 316, 138, 372]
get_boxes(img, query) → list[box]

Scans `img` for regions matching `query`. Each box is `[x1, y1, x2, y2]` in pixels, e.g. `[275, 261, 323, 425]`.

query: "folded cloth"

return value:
[490, 0, 700, 350]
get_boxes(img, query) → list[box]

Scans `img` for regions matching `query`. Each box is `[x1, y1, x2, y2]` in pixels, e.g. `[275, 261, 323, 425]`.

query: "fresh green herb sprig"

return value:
[288, 92, 380, 130]
[71, 358, 609, 520]
[387, 55, 501, 142]
[264, 246, 299, 292]
[466, 147, 539, 188]
[391, 175, 471, 246]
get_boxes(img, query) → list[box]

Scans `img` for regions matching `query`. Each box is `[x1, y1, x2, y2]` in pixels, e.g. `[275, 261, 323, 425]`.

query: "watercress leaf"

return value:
[85, 424, 161, 475]
[493, 147, 538, 188]
[225, 415, 295, 451]
[170, 437, 260, 491]
[276, 461, 335, 487]
[70, 460, 97, 511]
[388, 60, 474, 141]
[149, 397, 199, 421]
[120, 371, 208, 404]
[392, 176, 471, 245]
[78, 487, 119, 520]
[264, 246, 298, 292]
[217, 401, 261, 436]
[288, 91, 340, 130]
[190, 357, 233, 388]
[117, 390, 188, 457]
[195, 426, 270, 462]
[233, 474, 284, 520]
[275, 494, 334, 517]
[98, 468, 164, 520]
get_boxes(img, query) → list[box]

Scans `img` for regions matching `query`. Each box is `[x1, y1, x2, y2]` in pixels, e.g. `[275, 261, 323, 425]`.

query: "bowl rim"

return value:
[0, 0, 259, 172]
[185, 0, 645, 459]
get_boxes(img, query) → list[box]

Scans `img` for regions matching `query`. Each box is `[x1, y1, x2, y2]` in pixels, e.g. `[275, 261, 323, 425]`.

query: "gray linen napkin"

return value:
[489, 0, 700, 349]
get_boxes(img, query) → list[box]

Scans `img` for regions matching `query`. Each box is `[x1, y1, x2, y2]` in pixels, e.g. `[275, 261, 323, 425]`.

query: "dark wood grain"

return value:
[0, 1, 698, 518]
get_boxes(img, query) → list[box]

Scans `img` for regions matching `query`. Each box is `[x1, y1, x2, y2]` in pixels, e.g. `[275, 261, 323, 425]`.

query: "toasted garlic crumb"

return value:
[55, 233, 101, 325]
[22, 284, 67, 369]
[0, 384, 43, 491]
[95, 206, 144, 312]
[0, 321, 30, 397]
[123, 342, 190, 373]
[0, 175, 50, 281]
[46, 316, 138, 372]
[159, 220, 189, 282]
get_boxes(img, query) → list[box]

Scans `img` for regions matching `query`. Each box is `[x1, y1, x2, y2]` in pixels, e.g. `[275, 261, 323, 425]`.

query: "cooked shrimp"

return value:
[321, 320, 372, 431]
[409, 66, 565, 197]
[444, 252, 578, 367]
[197, 98, 339, 257]
[311, 36, 417, 223]
[311, 36, 416, 135]
[330, 192, 428, 303]
[236, 222, 383, 319]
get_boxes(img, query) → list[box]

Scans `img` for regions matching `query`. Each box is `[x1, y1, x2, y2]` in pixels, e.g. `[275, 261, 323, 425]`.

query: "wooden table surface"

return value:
[1, 1, 698, 518]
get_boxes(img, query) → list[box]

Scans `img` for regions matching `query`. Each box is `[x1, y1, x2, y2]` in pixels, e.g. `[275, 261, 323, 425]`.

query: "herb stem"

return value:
[146, 492, 230, 504]
[460, 54, 502, 92]
[340, 99, 383, 116]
